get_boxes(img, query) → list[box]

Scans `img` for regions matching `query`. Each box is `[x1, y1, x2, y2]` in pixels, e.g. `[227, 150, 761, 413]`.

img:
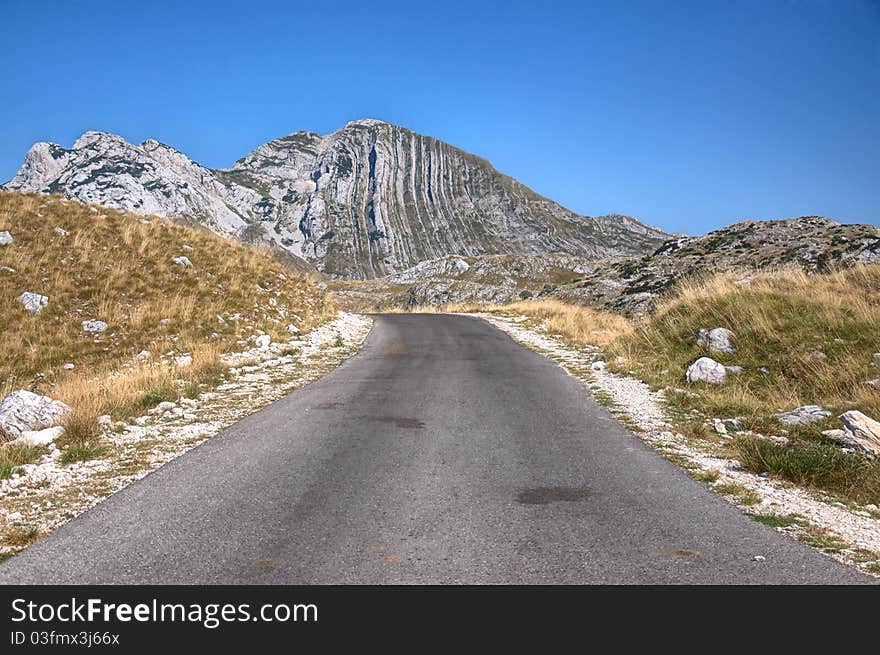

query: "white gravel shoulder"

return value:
[0, 313, 372, 555]
[470, 312, 880, 576]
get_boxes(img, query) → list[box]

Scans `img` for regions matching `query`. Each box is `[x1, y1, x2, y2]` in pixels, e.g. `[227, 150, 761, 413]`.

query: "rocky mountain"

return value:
[333, 216, 880, 314]
[561, 216, 880, 315]
[2, 119, 669, 278]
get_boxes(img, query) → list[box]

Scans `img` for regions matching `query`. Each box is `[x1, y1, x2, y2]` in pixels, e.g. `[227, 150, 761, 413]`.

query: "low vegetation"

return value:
[603, 266, 880, 504]
[0, 443, 43, 479]
[735, 435, 880, 504]
[0, 191, 334, 460]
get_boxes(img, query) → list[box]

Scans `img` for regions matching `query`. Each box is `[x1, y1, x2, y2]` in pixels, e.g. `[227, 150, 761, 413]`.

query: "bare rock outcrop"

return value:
[0, 390, 70, 441]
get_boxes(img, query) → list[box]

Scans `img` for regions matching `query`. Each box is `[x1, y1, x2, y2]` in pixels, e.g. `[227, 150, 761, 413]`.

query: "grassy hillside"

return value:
[0, 191, 333, 453]
[607, 266, 880, 504]
[607, 266, 879, 424]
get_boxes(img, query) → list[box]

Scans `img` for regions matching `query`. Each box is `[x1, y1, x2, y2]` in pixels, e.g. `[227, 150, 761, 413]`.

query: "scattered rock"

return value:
[722, 418, 742, 432]
[713, 419, 728, 436]
[0, 231, 13, 245]
[590, 361, 606, 371]
[181, 244, 193, 251]
[156, 401, 176, 413]
[62, 363, 75, 370]
[173, 355, 192, 368]
[838, 411, 880, 456]
[16, 291, 48, 314]
[14, 426, 65, 447]
[285, 324, 299, 334]
[97, 415, 113, 428]
[803, 350, 827, 362]
[54, 226, 69, 237]
[776, 405, 831, 426]
[81, 319, 108, 333]
[685, 357, 727, 384]
[696, 327, 736, 354]
[0, 266, 15, 273]
[136, 350, 151, 360]
[0, 390, 71, 440]
[254, 334, 271, 350]
[724, 365, 744, 374]
[752, 555, 766, 562]
[759, 366, 771, 376]
[822, 429, 848, 441]
[171, 255, 192, 267]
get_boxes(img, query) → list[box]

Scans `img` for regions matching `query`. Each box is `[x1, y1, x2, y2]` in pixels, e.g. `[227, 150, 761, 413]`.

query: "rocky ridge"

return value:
[3, 120, 669, 278]
[338, 216, 880, 313]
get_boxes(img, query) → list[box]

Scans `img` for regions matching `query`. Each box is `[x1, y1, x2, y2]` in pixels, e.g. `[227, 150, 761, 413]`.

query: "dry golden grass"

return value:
[0, 191, 334, 443]
[608, 265, 880, 421]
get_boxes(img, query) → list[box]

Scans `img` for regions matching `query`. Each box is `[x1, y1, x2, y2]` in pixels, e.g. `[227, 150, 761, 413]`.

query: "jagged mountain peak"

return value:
[3, 121, 670, 278]
[342, 117, 391, 129]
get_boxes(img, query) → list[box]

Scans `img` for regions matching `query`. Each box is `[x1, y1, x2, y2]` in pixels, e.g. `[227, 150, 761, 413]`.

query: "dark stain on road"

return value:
[516, 486, 590, 505]
[658, 549, 701, 559]
[370, 416, 426, 429]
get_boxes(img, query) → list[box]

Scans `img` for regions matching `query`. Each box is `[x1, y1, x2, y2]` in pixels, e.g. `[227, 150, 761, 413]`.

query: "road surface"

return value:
[0, 314, 869, 583]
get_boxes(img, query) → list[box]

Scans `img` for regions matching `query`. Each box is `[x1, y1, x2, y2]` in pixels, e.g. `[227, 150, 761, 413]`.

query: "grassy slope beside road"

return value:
[605, 266, 880, 505]
[0, 191, 334, 471]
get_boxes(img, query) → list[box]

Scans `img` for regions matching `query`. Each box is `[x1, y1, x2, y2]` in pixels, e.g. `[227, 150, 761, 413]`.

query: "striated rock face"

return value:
[3, 119, 669, 278]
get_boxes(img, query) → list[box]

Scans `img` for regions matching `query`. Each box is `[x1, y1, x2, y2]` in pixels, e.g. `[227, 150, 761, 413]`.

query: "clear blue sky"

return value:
[2, 0, 877, 233]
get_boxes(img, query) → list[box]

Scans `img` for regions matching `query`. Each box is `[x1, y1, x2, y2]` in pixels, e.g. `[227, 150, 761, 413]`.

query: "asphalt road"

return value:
[0, 314, 869, 584]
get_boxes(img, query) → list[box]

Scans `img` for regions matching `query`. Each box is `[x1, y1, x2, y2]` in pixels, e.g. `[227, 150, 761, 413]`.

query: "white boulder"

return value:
[0, 390, 70, 441]
[696, 327, 736, 354]
[14, 425, 65, 447]
[16, 291, 48, 313]
[171, 255, 192, 267]
[686, 357, 727, 384]
[838, 411, 880, 457]
[82, 319, 108, 333]
[0, 231, 12, 245]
